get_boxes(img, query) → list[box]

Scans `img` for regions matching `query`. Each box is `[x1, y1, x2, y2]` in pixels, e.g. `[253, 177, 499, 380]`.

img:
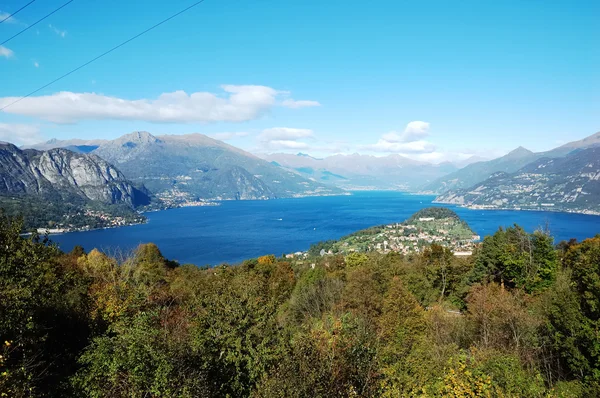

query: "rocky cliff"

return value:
[0, 142, 149, 207]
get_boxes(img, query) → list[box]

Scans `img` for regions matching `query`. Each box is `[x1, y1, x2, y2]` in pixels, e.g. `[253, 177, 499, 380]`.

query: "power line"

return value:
[0, 0, 37, 24]
[1, 0, 74, 46]
[0, 0, 206, 112]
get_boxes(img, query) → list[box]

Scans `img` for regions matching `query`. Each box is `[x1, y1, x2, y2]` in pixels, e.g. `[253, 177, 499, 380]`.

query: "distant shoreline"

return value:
[27, 192, 353, 236]
[26, 192, 599, 239]
[433, 201, 600, 217]
[22, 220, 148, 237]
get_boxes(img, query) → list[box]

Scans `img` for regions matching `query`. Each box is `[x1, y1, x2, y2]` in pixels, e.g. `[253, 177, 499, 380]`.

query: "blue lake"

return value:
[50, 191, 600, 266]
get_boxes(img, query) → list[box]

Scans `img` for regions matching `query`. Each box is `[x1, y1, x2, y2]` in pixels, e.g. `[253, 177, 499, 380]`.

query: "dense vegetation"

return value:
[407, 207, 461, 222]
[1, 213, 599, 397]
[0, 194, 146, 232]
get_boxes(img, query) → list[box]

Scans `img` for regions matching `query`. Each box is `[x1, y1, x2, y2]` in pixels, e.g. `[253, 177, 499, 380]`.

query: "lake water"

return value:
[50, 192, 600, 266]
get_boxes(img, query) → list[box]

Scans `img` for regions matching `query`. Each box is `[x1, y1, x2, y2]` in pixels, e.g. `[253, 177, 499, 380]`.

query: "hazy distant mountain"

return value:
[434, 147, 600, 214]
[423, 132, 600, 194]
[545, 131, 600, 156]
[453, 155, 488, 168]
[260, 152, 459, 191]
[27, 138, 109, 153]
[422, 147, 540, 194]
[91, 132, 343, 200]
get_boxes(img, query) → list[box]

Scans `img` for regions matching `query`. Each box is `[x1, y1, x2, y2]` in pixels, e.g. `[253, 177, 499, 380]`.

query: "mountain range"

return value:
[260, 152, 462, 191]
[423, 132, 600, 194]
[434, 147, 600, 214]
[18, 130, 600, 219]
[89, 131, 344, 201]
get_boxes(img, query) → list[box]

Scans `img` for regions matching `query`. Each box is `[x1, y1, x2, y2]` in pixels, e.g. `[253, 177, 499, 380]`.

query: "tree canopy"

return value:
[0, 214, 598, 397]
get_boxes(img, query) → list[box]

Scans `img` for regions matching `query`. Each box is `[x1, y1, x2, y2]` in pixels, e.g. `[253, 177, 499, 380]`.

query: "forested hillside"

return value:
[1, 213, 599, 397]
[423, 131, 600, 195]
[434, 147, 600, 214]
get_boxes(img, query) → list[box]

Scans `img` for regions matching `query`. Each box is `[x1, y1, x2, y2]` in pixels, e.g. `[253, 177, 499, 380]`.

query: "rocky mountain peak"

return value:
[0, 144, 149, 207]
[117, 131, 161, 145]
[0, 141, 19, 150]
[506, 146, 534, 157]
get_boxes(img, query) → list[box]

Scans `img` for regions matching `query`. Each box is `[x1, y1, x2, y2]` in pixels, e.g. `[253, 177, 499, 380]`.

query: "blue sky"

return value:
[0, 0, 598, 162]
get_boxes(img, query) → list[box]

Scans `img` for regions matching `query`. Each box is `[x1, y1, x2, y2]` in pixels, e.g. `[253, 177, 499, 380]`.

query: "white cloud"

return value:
[259, 127, 314, 141]
[362, 121, 435, 154]
[404, 121, 430, 135]
[0, 85, 317, 124]
[0, 123, 42, 145]
[380, 121, 431, 144]
[263, 140, 311, 150]
[257, 127, 315, 151]
[411, 152, 446, 163]
[364, 139, 436, 154]
[0, 45, 14, 58]
[404, 149, 501, 165]
[254, 127, 352, 154]
[48, 24, 67, 38]
[0, 11, 19, 24]
[208, 132, 249, 141]
[33, 61, 39, 68]
[281, 99, 321, 108]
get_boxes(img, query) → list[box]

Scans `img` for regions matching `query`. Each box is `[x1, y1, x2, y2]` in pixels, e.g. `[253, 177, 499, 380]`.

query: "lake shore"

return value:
[433, 201, 600, 217]
[49, 192, 600, 266]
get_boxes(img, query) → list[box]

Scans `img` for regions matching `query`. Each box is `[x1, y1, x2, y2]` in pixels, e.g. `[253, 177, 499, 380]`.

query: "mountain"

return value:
[0, 142, 150, 230]
[423, 131, 600, 194]
[422, 147, 540, 194]
[91, 132, 344, 200]
[0, 142, 149, 206]
[544, 131, 600, 157]
[434, 147, 600, 214]
[260, 152, 459, 191]
[453, 155, 488, 168]
[27, 138, 109, 153]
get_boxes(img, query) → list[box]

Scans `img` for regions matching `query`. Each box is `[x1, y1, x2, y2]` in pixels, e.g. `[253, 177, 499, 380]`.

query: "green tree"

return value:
[378, 277, 429, 395]
[345, 252, 369, 268]
[0, 215, 91, 397]
[423, 244, 469, 302]
[73, 310, 211, 398]
[190, 262, 294, 396]
[543, 236, 600, 392]
[471, 226, 557, 292]
[255, 313, 379, 398]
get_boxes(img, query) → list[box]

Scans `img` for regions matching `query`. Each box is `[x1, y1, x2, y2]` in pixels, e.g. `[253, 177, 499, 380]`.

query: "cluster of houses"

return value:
[285, 251, 307, 259]
[37, 209, 141, 234]
[82, 210, 141, 228]
[373, 222, 480, 255]
[156, 189, 219, 208]
[290, 216, 480, 259]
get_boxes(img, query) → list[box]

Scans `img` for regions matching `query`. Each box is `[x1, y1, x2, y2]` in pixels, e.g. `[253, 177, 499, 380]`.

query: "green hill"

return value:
[309, 207, 478, 256]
